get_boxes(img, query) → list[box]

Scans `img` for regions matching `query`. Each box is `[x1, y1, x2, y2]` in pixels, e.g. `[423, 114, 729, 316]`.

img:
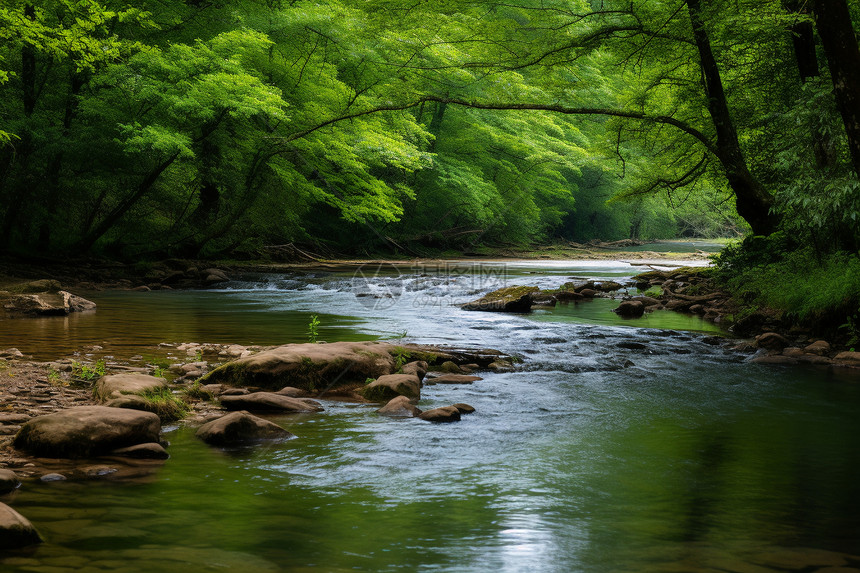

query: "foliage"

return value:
[307, 314, 321, 343]
[713, 239, 860, 339]
[0, 0, 857, 256]
[71, 359, 105, 382]
[140, 387, 189, 422]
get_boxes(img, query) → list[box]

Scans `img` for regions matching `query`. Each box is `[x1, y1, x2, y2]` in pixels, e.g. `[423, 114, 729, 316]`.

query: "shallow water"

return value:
[3, 260, 859, 573]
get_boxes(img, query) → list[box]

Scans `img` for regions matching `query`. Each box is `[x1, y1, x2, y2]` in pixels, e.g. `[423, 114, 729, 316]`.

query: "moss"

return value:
[479, 285, 540, 301]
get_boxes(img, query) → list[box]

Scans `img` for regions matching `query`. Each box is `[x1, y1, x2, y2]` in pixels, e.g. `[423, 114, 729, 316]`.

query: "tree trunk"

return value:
[687, 0, 777, 235]
[812, 0, 860, 182]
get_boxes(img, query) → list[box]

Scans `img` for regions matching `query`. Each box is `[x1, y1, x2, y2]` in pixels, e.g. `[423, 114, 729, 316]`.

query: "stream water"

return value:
[2, 259, 860, 573]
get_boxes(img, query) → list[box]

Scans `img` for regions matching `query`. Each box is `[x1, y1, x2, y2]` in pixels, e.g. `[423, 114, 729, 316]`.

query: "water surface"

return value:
[2, 260, 858, 573]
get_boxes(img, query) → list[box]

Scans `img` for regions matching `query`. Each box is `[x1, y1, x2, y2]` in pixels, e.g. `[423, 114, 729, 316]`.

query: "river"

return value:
[2, 259, 860, 573]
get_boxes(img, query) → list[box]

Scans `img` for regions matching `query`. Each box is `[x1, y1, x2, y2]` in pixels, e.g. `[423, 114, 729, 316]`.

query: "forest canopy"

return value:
[0, 0, 858, 258]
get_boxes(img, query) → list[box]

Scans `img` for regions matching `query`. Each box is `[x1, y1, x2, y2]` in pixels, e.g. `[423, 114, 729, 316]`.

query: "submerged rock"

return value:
[196, 411, 296, 446]
[424, 374, 482, 385]
[614, 300, 645, 318]
[109, 443, 169, 460]
[220, 392, 324, 413]
[0, 502, 42, 549]
[376, 396, 422, 418]
[13, 406, 162, 458]
[362, 374, 421, 401]
[0, 469, 20, 494]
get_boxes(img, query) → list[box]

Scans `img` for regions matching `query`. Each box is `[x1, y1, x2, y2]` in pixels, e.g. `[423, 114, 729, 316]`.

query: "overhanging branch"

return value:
[285, 96, 718, 157]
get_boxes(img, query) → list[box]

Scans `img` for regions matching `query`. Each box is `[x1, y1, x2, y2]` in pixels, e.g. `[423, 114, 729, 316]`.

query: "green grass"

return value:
[140, 387, 190, 422]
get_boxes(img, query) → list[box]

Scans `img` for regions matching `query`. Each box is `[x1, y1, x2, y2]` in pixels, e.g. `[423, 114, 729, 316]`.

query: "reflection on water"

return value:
[3, 259, 860, 572]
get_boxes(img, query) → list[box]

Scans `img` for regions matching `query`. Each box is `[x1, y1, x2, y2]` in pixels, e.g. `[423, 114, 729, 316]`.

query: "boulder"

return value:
[362, 374, 421, 401]
[418, 406, 462, 423]
[614, 300, 645, 318]
[756, 332, 791, 351]
[488, 359, 514, 373]
[199, 341, 398, 391]
[631, 296, 661, 307]
[275, 386, 310, 398]
[400, 360, 428, 381]
[196, 411, 296, 446]
[203, 269, 230, 286]
[751, 355, 799, 365]
[0, 469, 20, 494]
[13, 406, 162, 458]
[94, 373, 168, 402]
[0, 502, 42, 549]
[579, 289, 598, 298]
[424, 374, 482, 385]
[0, 348, 24, 358]
[462, 286, 538, 313]
[834, 351, 860, 364]
[109, 443, 169, 459]
[219, 392, 324, 413]
[376, 396, 422, 418]
[595, 280, 624, 292]
[439, 361, 461, 373]
[452, 403, 476, 414]
[804, 340, 831, 356]
[555, 291, 584, 302]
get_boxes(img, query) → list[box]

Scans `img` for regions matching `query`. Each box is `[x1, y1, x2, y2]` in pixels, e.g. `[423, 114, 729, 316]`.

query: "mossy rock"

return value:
[462, 285, 539, 312]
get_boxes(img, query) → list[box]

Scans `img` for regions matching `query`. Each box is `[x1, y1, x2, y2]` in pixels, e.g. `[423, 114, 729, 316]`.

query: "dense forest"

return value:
[0, 0, 858, 259]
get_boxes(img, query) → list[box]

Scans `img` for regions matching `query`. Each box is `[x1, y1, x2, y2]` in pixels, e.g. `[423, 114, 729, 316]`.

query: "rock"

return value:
[751, 355, 799, 365]
[221, 387, 250, 396]
[418, 406, 461, 423]
[203, 269, 230, 285]
[39, 473, 67, 482]
[362, 374, 421, 401]
[804, 340, 831, 356]
[400, 360, 428, 381]
[631, 296, 661, 307]
[0, 502, 42, 549]
[13, 406, 162, 458]
[595, 280, 624, 292]
[109, 443, 169, 459]
[0, 348, 24, 358]
[104, 395, 151, 411]
[664, 299, 694, 311]
[452, 403, 476, 414]
[755, 332, 791, 351]
[614, 300, 645, 318]
[376, 396, 422, 418]
[195, 411, 296, 446]
[834, 351, 860, 364]
[488, 359, 514, 373]
[555, 291, 584, 302]
[462, 286, 538, 313]
[424, 374, 482, 385]
[93, 373, 167, 402]
[219, 392, 324, 413]
[579, 289, 598, 298]
[782, 347, 805, 357]
[689, 304, 705, 314]
[274, 386, 309, 398]
[200, 341, 399, 391]
[61, 291, 97, 312]
[439, 361, 461, 373]
[131, 285, 151, 292]
[0, 469, 20, 494]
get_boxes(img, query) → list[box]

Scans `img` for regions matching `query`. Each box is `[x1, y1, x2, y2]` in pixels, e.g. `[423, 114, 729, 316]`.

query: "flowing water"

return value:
[3, 259, 860, 573]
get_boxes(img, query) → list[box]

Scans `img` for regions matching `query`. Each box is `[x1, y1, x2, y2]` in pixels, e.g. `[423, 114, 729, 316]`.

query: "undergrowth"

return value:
[712, 235, 860, 344]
